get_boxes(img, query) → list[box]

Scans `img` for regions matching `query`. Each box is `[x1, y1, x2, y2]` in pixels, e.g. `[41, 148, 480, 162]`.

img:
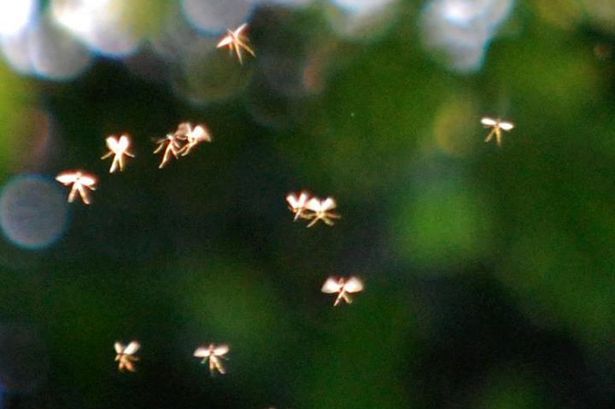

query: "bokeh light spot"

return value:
[181, 0, 257, 34]
[0, 175, 68, 250]
[0, 0, 37, 37]
[420, 0, 514, 72]
[51, 0, 144, 58]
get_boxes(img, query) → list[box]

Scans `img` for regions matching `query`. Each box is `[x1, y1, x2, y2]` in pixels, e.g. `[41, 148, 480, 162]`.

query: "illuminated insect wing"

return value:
[217, 34, 233, 48]
[499, 121, 514, 131]
[305, 197, 323, 213]
[123, 341, 140, 355]
[213, 344, 229, 357]
[320, 197, 337, 212]
[481, 117, 498, 127]
[191, 125, 212, 143]
[55, 171, 79, 185]
[174, 122, 192, 139]
[343, 277, 364, 294]
[114, 342, 124, 355]
[321, 277, 343, 294]
[193, 346, 212, 360]
[286, 192, 311, 220]
[181, 124, 212, 156]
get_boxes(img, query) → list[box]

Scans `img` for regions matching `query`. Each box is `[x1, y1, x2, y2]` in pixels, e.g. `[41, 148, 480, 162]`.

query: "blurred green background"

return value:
[0, 1, 613, 409]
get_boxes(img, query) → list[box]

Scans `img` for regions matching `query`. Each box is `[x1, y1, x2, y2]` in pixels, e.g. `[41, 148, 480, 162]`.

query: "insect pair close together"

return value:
[286, 191, 341, 227]
[154, 122, 212, 169]
[114, 341, 229, 375]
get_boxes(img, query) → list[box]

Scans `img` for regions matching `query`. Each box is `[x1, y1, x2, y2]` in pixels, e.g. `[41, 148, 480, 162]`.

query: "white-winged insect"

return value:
[101, 134, 135, 173]
[304, 197, 341, 227]
[217, 23, 255, 64]
[481, 117, 514, 146]
[114, 340, 140, 373]
[286, 191, 311, 221]
[321, 276, 364, 306]
[55, 170, 97, 205]
[153, 133, 184, 169]
[175, 122, 212, 156]
[193, 343, 229, 375]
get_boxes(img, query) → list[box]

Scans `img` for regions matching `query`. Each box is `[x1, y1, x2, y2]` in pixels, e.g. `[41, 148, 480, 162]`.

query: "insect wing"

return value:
[234, 23, 248, 37]
[499, 121, 514, 131]
[320, 197, 337, 211]
[193, 125, 211, 142]
[56, 172, 78, 185]
[123, 341, 140, 355]
[305, 197, 323, 212]
[79, 174, 97, 188]
[343, 277, 364, 294]
[106, 136, 120, 151]
[481, 117, 497, 127]
[286, 193, 306, 209]
[321, 277, 343, 294]
[114, 342, 124, 354]
[193, 346, 212, 358]
[213, 344, 229, 356]
[118, 135, 131, 150]
[217, 35, 233, 48]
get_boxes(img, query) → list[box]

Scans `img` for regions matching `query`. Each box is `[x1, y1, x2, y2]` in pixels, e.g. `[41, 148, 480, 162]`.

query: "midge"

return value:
[175, 122, 212, 156]
[55, 170, 97, 205]
[286, 191, 310, 221]
[286, 192, 341, 227]
[101, 134, 135, 173]
[321, 276, 364, 306]
[114, 341, 140, 373]
[305, 197, 340, 227]
[217, 23, 255, 64]
[481, 117, 514, 146]
[193, 343, 229, 375]
[154, 133, 184, 169]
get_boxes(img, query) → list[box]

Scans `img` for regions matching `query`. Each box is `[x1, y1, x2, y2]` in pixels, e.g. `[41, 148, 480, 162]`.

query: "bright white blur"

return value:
[182, 0, 257, 34]
[51, 0, 142, 57]
[420, 0, 515, 72]
[0, 0, 37, 37]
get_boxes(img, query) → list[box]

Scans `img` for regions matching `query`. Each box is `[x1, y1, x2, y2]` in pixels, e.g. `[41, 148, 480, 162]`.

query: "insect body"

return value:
[286, 191, 311, 221]
[114, 341, 140, 373]
[321, 276, 364, 306]
[154, 133, 184, 168]
[305, 197, 340, 227]
[481, 117, 514, 146]
[217, 23, 255, 64]
[55, 170, 97, 204]
[101, 134, 135, 173]
[175, 122, 212, 156]
[193, 343, 229, 375]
